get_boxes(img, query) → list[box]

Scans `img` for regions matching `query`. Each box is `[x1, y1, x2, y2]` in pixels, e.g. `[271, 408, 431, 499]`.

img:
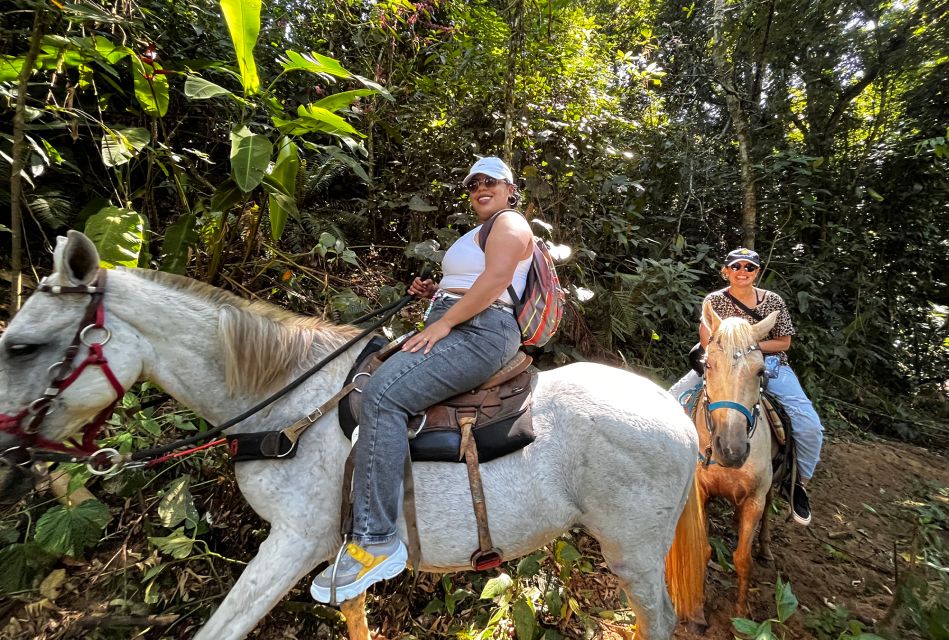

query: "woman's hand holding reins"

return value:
[408, 277, 438, 299]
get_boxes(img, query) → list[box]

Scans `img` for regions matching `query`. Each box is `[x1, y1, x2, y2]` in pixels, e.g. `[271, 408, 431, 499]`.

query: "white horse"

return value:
[0, 231, 706, 640]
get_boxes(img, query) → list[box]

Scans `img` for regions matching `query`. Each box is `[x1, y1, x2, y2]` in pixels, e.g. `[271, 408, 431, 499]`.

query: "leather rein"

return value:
[0, 270, 412, 477]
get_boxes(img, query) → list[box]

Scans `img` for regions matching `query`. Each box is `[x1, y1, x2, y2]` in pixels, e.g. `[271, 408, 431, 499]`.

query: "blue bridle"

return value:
[706, 399, 758, 428]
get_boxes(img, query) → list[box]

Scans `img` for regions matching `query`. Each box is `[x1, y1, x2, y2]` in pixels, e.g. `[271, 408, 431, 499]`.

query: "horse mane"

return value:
[123, 269, 362, 395]
[712, 317, 756, 372]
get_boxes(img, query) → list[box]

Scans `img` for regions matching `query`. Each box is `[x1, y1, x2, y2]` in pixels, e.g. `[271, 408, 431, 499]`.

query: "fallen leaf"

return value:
[39, 568, 67, 601]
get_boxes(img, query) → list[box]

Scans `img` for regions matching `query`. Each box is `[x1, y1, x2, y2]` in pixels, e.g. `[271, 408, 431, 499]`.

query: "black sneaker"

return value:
[792, 482, 812, 526]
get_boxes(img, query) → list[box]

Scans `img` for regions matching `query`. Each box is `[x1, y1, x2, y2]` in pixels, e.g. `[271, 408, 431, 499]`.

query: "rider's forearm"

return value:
[760, 336, 791, 353]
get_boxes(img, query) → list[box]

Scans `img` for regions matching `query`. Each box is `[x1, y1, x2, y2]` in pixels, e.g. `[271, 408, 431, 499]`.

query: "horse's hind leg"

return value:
[755, 489, 774, 563]
[194, 526, 335, 640]
[733, 499, 766, 617]
[596, 534, 676, 640]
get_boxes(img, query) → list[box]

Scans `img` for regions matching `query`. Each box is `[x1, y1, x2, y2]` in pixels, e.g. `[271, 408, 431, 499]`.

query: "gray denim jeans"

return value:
[350, 296, 521, 545]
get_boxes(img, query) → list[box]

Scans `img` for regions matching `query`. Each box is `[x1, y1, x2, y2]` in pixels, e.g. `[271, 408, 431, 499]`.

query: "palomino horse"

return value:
[0, 232, 706, 640]
[688, 302, 780, 619]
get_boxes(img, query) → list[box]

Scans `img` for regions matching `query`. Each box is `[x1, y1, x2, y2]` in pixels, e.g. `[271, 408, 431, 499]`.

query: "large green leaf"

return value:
[278, 50, 352, 78]
[480, 573, 513, 599]
[310, 89, 377, 112]
[513, 596, 537, 640]
[131, 58, 169, 117]
[184, 76, 234, 100]
[0, 55, 24, 82]
[273, 105, 361, 138]
[220, 0, 261, 94]
[229, 127, 272, 192]
[149, 527, 195, 559]
[93, 36, 132, 64]
[774, 576, 798, 623]
[160, 213, 198, 274]
[158, 475, 199, 529]
[353, 74, 394, 101]
[34, 501, 112, 557]
[100, 127, 151, 167]
[267, 138, 300, 240]
[210, 179, 244, 212]
[84, 206, 145, 268]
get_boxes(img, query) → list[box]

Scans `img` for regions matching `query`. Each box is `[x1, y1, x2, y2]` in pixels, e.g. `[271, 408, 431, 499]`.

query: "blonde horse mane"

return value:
[711, 316, 757, 372]
[124, 269, 362, 395]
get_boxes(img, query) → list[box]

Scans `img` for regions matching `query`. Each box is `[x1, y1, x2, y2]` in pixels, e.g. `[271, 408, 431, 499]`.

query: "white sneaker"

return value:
[310, 539, 407, 603]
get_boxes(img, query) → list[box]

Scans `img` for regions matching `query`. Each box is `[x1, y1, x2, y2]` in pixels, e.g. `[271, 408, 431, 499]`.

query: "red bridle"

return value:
[0, 270, 126, 464]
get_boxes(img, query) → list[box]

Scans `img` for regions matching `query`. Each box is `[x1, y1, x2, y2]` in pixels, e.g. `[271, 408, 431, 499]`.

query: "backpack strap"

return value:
[722, 289, 765, 322]
[476, 209, 522, 304]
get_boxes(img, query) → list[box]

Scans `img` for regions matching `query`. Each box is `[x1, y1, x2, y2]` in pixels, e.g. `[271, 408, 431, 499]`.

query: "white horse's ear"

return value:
[59, 230, 101, 286]
[752, 311, 779, 342]
[52, 235, 69, 275]
[702, 301, 721, 336]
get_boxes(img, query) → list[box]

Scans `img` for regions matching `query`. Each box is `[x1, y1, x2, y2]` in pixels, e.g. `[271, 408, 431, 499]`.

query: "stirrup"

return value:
[470, 547, 503, 571]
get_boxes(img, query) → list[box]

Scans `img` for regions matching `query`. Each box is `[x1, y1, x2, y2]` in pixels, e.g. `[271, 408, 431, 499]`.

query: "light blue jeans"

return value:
[351, 296, 521, 545]
[668, 364, 824, 480]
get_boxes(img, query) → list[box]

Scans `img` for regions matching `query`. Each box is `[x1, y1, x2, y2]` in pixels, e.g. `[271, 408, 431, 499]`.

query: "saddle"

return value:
[339, 335, 536, 463]
[337, 334, 537, 571]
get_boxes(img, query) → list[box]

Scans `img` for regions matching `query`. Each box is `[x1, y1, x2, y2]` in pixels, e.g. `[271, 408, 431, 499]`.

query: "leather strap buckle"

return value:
[470, 547, 503, 571]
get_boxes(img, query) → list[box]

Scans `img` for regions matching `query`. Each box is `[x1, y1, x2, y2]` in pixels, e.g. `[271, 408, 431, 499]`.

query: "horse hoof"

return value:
[756, 550, 774, 564]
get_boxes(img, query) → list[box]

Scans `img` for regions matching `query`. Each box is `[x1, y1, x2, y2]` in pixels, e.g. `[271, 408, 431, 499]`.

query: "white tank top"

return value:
[440, 223, 532, 306]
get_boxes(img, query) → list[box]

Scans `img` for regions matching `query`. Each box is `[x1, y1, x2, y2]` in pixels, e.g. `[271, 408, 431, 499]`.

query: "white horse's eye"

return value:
[5, 343, 42, 358]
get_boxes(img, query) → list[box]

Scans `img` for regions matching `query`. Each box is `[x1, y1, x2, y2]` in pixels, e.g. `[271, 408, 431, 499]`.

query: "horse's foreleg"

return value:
[194, 527, 329, 640]
[340, 593, 372, 640]
[733, 499, 766, 617]
[755, 489, 774, 563]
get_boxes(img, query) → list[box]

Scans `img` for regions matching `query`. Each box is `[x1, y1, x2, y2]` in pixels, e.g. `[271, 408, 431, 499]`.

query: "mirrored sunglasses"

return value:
[464, 176, 504, 192]
[728, 263, 759, 273]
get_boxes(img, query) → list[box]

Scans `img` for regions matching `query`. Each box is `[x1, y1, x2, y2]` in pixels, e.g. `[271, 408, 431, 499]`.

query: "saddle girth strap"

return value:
[459, 415, 502, 570]
[402, 454, 422, 571]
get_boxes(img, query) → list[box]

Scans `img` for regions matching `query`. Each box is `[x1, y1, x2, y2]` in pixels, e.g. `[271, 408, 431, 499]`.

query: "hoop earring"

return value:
[507, 194, 518, 206]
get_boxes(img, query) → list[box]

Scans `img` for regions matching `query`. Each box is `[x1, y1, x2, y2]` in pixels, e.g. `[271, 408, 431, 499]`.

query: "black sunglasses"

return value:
[464, 176, 505, 192]
[728, 263, 759, 273]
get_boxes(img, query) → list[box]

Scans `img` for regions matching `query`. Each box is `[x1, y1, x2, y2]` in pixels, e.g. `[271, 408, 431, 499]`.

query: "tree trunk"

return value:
[9, 9, 46, 315]
[502, 0, 525, 165]
[712, 0, 758, 249]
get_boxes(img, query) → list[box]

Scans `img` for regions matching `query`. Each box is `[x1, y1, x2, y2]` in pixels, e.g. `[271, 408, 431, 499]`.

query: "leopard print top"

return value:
[705, 288, 795, 364]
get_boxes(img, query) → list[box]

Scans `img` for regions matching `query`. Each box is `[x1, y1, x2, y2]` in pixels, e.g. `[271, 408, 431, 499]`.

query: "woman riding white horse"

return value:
[0, 229, 706, 640]
[309, 156, 534, 603]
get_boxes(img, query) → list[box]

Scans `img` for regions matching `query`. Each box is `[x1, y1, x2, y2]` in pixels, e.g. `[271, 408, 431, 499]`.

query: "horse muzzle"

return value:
[713, 435, 751, 468]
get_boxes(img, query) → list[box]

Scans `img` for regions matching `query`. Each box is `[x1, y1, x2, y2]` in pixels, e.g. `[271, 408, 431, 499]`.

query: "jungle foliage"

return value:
[1, 0, 948, 637]
[2, 0, 947, 442]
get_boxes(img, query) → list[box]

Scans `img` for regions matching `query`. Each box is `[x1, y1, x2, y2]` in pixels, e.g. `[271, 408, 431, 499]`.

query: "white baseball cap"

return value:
[463, 156, 514, 186]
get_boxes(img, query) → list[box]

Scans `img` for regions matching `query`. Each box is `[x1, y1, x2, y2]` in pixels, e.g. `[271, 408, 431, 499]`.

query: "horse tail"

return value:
[664, 470, 708, 621]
